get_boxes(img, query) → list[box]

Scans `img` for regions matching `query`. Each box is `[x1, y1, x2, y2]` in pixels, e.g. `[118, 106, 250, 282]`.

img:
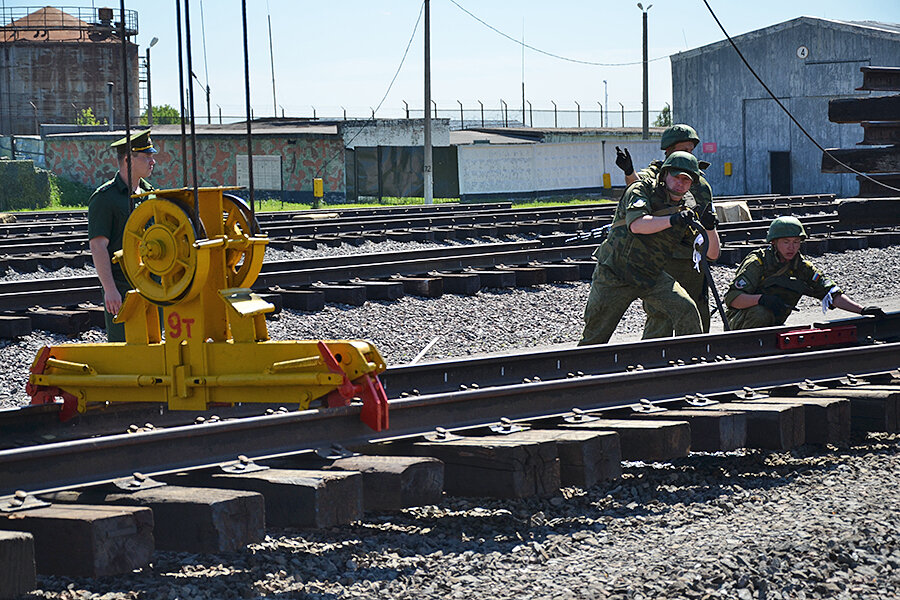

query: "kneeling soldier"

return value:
[579, 151, 720, 345]
[724, 216, 884, 329]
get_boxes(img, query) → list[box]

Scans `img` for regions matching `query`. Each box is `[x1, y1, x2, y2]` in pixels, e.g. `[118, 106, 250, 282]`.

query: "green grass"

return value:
[4, 188, 615, 213]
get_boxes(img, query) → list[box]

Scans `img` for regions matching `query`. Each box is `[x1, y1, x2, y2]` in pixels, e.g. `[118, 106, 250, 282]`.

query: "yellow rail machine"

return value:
[27, 187, 389, 431]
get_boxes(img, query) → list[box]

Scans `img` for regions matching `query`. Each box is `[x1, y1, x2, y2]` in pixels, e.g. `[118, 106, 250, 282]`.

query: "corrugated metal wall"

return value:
[671, 17, 900, 198]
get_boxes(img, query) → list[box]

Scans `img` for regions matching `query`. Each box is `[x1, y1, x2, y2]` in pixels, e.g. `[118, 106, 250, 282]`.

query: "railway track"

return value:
[2, 312, 897, 498]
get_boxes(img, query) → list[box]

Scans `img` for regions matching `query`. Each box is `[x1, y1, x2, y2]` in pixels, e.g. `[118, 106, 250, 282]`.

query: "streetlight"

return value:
[637, 3, 652, 139]
[145, 37, 158, 125]
[190, 70, 211, 124]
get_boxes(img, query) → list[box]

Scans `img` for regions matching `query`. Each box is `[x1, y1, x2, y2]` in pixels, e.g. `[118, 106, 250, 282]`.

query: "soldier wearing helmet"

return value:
[614, 124, 718, 338]
[579, 151, 721, 345]
[724, 216, 883, 329]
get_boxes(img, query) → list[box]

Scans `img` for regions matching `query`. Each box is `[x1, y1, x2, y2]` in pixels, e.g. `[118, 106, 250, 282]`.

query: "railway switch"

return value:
[26, 187, 389, 431]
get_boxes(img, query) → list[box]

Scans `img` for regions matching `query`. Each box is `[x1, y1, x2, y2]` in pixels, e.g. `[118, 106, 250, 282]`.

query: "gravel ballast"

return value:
[1, 244, 898, 407]
[25, 435, 900, 599]
[1, 241, 899, 599]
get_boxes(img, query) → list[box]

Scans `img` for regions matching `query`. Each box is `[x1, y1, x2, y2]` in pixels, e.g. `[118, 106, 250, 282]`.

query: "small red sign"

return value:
[702, 142, 717, 153]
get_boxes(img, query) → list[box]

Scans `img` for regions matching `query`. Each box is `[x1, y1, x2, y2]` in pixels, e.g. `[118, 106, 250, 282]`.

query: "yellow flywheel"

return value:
[121, 198, 199, 305]
[222, 193, 265, 288]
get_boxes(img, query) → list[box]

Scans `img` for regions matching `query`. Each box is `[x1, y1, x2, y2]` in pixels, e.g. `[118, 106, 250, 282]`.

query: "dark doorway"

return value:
[770, 151, 791, 195]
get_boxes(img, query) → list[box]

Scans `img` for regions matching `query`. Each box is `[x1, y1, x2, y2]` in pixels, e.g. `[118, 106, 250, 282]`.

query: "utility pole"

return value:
[638, 3, 652, 139]
[423, 0, 433, 204]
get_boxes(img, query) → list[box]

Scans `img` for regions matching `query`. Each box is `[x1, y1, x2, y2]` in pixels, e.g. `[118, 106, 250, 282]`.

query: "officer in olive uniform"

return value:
[724, 216, 884, 329]
[87, 130, 157, 342]
[615, 124, 717, 337]
[579, 151, 721, 345]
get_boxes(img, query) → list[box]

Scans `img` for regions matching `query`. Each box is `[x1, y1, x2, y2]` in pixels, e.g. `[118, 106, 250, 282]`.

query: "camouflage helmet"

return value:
[660, 151, 700, 184]
[766, 216, 808, 242]
[660, 124, 700, 151]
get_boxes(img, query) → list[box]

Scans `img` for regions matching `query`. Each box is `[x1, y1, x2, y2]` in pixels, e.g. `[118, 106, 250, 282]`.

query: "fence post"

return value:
[478, 100, 484, 127]
[575, 101, 581, 128]
[527, 101, 532, 127]
[500, 99, 508, 127]
[597, 102, 603, 128]
[457, 100, 463, 129]
[619, 102, 625, 127]
[551, 101, 557, 128]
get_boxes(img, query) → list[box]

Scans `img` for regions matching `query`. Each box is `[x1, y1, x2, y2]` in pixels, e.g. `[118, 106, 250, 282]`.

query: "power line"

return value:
[316, 0, 425, 180]
[701, 0, 900, 194]
[447, 0, 668, 67]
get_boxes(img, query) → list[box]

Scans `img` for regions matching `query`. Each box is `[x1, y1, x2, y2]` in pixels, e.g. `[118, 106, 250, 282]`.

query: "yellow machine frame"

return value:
[27, 187, 389, 431]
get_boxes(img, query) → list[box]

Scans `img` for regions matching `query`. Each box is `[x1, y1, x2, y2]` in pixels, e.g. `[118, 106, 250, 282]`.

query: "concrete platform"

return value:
[560, 419, 691, 462]
[41, 485, 265, 553]
[0, 530, 35, 600]
[163, 468, 363, 529]
[0, 504, 153, 577]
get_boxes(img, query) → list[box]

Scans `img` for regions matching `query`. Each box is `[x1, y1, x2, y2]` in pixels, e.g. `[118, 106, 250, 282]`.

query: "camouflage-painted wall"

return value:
[43, 132, 347, 201]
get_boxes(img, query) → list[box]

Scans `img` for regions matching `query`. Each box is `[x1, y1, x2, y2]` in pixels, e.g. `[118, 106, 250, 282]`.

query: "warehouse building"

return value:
[671, 17, 900, 197]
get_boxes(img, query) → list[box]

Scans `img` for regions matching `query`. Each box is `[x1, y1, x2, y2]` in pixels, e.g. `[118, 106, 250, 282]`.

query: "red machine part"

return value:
[777, 325, 858, 350]
[25, 346, 79, 422]
[317, 341, 389, 432]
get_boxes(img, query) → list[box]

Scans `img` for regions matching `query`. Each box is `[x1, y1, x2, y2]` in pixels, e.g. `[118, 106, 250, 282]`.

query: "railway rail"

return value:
[1, 312, 897, 500]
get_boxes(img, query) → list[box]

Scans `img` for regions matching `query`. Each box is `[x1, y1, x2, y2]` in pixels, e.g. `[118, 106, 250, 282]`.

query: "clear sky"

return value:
[5, 1, 899, 123]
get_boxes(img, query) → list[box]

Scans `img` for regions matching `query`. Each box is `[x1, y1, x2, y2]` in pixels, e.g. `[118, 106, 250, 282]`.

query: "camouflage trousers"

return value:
[642, 257, 710, 338]
[579, 263, 702, 346]
[726, 304, 786, 330]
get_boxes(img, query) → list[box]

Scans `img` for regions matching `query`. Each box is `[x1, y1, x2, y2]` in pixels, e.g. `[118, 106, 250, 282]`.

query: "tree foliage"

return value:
[140, 104, 181, 125]
[75, 107, 105, 126]
[653, 104, 672, 127]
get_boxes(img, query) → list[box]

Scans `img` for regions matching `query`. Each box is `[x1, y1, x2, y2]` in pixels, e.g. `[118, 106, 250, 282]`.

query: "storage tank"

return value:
[0, 6, 139, 134]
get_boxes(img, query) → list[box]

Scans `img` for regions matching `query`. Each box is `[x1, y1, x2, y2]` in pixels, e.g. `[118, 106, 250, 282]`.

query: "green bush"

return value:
[0, 160, 50, 211]
[49, 172, 93, 207]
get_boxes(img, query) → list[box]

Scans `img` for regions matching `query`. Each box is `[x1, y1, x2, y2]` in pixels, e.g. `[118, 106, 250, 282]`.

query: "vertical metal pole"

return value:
[241, 0, 255, 215]
[641, 9, 649, 139]
[423, 0, 433, 205]
[118, 2, 133, 206]
[146, 47, 153, 126]
[175, 0, 188, 187]
[521, 17, 525, 126]
[183, 0, 200, 227]
[268, 12, 277, 117]
[106, 82, 114, 131]
[457, 100, 463, 129]
[603, 79, 608, 128]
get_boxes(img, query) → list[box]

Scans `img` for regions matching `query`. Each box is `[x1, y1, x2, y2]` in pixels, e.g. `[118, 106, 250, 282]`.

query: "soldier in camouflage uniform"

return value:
[579, 151, 721, 345]
[615, 124, 717, 337]
[87, 130, 157, 342]
[724, 216, 884, 329]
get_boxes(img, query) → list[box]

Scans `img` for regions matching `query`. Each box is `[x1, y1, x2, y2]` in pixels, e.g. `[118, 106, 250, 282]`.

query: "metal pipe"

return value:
[241, 0, 255, 215]
[423, 0, 433, 205]
[175, 0, 188, 187]
[118, 1, 132, 208]
[182, 0, 200, 228]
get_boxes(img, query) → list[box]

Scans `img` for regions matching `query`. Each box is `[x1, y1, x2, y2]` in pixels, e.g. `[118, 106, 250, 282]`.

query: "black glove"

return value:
[615, 146, 634, 176]
[669, 210, 693, 228]
[698, 205, 719, 230]
[861, 306, 886, 318]
[758, 294, 788, 315]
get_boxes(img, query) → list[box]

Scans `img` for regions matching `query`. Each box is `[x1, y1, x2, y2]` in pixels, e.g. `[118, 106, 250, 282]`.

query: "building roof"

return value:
[671, 16, 900, 62]
[0, 6, 125, 43]
[450, 129, 537, 145]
